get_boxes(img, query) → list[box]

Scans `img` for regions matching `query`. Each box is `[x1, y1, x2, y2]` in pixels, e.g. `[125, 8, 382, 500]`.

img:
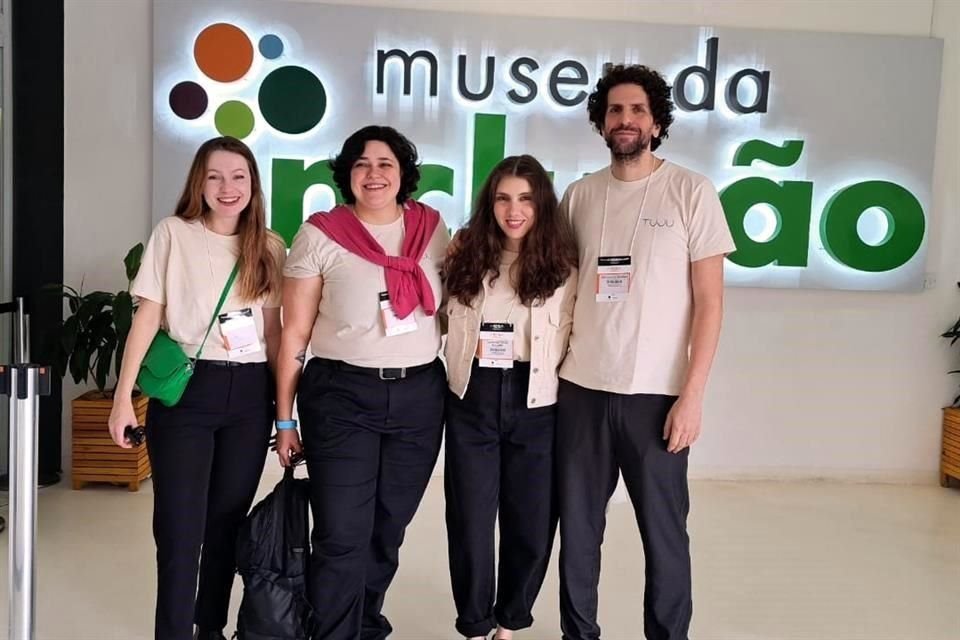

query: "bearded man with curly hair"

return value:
[555, 64, 737, 640]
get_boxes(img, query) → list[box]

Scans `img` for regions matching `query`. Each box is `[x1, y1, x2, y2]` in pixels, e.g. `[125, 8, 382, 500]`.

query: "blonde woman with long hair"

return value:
[108, 137, 285, 640]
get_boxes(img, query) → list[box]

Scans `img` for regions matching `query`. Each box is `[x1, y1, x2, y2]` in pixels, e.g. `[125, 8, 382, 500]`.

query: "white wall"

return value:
[63, 0, 959, 482]
[63, 0, 153, 472]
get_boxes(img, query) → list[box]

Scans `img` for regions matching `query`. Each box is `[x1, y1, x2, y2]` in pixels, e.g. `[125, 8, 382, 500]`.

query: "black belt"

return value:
[195, 359, 263, 369]
[318, 358, 435, 381]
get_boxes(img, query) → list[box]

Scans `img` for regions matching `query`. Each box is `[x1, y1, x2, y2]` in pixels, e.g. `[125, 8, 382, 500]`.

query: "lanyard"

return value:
[200, 218, 222, 308]
[597, 163, 658, 259]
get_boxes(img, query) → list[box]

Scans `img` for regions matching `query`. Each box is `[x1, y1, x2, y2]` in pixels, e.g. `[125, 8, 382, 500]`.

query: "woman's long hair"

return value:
[445, 155, 577, 306]
[173, 136, 283, 302]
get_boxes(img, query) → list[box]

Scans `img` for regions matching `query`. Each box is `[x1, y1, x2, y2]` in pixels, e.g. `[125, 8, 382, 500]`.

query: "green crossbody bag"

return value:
[137, 262, 240, 407]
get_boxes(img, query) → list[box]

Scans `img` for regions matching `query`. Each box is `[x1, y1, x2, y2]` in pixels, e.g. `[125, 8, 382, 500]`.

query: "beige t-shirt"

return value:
[481, 250, 531, 362]
[283, 214, 450, 368]
[131, 216, 284, 363]
[559, 161, 736, 395]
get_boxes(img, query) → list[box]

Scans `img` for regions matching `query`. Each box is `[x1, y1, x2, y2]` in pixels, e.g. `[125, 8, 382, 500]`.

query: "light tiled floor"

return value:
[0, 471, 957, 639]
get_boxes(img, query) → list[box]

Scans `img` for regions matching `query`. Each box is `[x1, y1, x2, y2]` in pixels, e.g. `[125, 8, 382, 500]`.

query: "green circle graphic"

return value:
[258, 66, 326, 134]
[214, 100, 255, 139]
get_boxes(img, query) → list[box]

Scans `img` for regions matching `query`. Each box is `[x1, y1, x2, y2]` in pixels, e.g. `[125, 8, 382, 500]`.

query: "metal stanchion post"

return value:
[13, 297, 28, 363]
[0, 298, 33, 518]
[1, 363, 51, 640]
[0, 298, 27, 531]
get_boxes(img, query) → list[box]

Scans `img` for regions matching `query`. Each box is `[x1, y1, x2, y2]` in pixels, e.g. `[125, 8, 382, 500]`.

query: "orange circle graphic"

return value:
[194, 23, 254, 83]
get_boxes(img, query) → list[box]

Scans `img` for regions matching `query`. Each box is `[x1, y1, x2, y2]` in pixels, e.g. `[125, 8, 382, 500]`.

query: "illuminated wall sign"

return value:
[153, 0, 943, 291]
[372, 38, 769, 113]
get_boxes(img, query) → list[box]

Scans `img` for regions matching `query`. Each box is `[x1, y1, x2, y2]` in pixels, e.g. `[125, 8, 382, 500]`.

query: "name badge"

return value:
[478, 322, 514, 369]
[596, 256, 632, 302]
[218, 308, 262, 358]
[379, 292, 418, 337]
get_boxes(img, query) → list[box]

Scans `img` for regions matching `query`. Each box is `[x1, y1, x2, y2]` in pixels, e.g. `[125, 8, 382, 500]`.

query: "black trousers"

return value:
[297, 357, 445, 640]
[444, 361, 557, 638]
[146, 360, 273, 640]
[556, 379, 691, 640]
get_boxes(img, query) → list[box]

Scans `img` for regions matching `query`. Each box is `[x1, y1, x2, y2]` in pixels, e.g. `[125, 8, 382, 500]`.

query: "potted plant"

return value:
[45, 243, 152, 491]
[940, 281, 960, 488]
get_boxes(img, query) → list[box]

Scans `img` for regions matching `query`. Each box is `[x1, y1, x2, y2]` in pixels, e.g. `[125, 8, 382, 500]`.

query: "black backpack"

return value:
[234, 466, 316, 640]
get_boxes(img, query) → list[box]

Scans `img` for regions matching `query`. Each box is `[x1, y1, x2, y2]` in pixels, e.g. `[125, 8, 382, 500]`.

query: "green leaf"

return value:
[113, 290, 134, 381]
[67, 291, 82, 315]
[115, 340, 126, 382]
[75, 293, 114, 331]
[124, 243, 144, 282]
[60, 315, 80, 362]
[39, 283, 74, 298]
[114, 291, 133, 338]
[94, 337, 116, 393]
[41, 284, 84, 315]
[69, 340, 90, 385]
[85, 310, 117, 392]
[42, 244, 151, 387]
[87, 310, 115, 344]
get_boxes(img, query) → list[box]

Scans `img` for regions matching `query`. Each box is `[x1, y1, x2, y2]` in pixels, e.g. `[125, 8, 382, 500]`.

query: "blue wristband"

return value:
[276, 419, 298, 431]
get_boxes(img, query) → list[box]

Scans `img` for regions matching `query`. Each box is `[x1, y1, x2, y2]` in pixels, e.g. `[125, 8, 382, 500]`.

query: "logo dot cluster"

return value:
[168, 23, 326, 139]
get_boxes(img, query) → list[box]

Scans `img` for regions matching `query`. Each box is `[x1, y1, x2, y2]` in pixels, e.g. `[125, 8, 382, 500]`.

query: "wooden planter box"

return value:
[72, 391, 151, 491]
[942, 407, 960, 488]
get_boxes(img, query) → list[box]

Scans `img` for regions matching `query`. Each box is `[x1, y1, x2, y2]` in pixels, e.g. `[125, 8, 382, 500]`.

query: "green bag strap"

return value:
[194, 261, 240, 360]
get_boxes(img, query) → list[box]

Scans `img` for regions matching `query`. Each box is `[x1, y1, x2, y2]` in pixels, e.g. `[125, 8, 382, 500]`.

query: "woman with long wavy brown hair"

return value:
[443, 154, 578, 640]
[108, 136, 285, 640]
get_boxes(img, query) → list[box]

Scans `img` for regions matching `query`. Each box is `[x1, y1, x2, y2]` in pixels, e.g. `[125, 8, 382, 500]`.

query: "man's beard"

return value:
[604, 127, 651, 161]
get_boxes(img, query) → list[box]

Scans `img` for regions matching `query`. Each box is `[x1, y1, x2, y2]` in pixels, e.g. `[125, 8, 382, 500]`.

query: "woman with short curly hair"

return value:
[274, 125, 450, 640]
